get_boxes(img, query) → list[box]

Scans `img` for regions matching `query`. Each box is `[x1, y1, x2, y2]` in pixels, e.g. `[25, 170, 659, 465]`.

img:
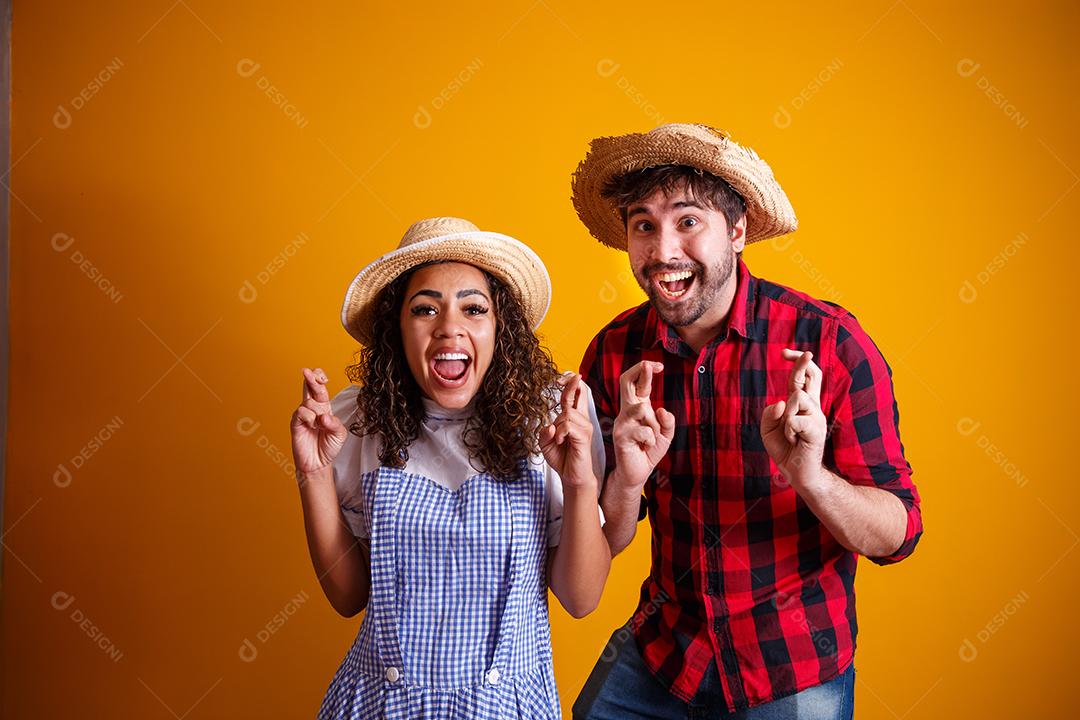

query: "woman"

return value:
[290, 217, 611, 719]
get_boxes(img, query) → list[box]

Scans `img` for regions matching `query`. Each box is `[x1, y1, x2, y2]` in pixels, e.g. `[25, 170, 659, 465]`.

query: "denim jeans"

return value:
[573, 624, 855, 720]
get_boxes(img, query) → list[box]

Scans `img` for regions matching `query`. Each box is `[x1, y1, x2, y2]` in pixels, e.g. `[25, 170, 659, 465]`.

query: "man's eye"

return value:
[464, 304, 489, 316]
[681, 217, 699, 228]
[633, 220, 654, 232]
[410, 305, 436, 316]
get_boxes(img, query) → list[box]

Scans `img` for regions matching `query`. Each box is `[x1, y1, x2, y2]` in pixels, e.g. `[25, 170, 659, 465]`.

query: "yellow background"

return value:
[4, 1, 1077, 717]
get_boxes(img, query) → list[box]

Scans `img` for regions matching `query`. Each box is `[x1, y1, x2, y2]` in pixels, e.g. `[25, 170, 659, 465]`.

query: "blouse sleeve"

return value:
[544, 379, 607, 547]
[329, 384, 370, 540]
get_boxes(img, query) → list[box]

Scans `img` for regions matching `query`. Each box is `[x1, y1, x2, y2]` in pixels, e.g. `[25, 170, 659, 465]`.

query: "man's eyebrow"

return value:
[457, 288, 489, 300]
[627, 198, 704, 218]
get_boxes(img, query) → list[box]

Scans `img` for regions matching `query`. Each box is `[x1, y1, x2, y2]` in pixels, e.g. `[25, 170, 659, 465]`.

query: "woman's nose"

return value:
[434, 310, 465, 337]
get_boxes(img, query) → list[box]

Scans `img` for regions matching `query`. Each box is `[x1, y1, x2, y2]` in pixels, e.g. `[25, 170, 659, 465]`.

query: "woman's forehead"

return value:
[406, 261, 488, 293]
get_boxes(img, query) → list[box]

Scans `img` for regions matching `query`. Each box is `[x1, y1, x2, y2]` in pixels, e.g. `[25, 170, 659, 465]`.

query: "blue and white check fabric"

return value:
[316, 459, 560, 719]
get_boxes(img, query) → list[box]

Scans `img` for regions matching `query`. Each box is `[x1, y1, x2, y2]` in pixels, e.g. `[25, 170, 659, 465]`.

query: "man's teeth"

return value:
[433, 352, 470, 361]
[656, 270, 693, 282]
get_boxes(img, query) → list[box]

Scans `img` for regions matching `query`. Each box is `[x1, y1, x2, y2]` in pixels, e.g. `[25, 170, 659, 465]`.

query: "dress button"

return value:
[485, 667, 501, 685]
[385, 666, 400, 683]
[697, 365, 706, 374]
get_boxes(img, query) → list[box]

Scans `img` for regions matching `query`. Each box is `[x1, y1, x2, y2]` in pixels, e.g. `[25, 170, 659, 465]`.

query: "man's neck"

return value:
[672, 271, 739, 354]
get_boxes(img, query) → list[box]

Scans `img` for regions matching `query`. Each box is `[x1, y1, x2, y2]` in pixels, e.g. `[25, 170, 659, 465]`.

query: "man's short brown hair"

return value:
[601, 164, 747, 237]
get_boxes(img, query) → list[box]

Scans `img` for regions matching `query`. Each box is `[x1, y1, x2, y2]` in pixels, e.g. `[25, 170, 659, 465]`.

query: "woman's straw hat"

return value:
[571, 123, 798, 250]
[340, 217, 551, 346]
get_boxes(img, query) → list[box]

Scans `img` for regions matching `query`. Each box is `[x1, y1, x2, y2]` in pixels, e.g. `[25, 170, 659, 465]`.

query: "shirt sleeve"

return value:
[329, 384, 370, 540]
[825, 314, 922, 565]
[543, 377, 607, 547]
[579, 334, 618, 484]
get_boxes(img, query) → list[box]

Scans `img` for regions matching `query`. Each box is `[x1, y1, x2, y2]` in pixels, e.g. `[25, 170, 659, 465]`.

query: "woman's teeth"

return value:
[432, 353, 471, 382]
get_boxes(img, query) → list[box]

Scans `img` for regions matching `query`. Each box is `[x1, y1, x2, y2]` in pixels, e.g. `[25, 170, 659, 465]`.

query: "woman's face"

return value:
[400, 262, 496, 409]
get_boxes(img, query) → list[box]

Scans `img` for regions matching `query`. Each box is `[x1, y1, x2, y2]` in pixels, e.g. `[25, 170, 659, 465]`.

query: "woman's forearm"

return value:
[549, 478, 611, 618]
[297, 466, 371, 617]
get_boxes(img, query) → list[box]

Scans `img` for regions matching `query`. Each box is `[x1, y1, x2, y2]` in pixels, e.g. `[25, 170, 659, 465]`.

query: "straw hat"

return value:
[571, 123, 798, 250]
[340, 217, 551, 346]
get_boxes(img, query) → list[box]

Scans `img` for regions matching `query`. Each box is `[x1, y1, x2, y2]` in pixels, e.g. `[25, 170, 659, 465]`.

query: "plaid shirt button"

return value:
[384, 666, 400, 683]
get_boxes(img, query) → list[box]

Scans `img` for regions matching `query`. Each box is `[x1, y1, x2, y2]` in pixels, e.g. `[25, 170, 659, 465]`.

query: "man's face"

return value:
[625, 183, 747, 328]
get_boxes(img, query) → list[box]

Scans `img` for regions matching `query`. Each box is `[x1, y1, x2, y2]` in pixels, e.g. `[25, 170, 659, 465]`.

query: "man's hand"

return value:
[760, 349, 827, 491]
[612, 361, 675, 490]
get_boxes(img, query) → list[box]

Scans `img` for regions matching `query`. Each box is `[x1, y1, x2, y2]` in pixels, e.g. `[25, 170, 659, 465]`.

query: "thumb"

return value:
[656, 407, 676, 441]
[321, 412, 348, 443]
[760, 401, 785, 434]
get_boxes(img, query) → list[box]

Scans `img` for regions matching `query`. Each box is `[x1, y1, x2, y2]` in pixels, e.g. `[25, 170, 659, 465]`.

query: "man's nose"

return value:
[652, 223, 684, 263]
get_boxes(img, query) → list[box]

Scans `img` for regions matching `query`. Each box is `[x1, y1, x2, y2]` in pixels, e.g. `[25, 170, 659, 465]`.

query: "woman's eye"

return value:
[410, 305, 436, 316]
[464, 304, 489, 316]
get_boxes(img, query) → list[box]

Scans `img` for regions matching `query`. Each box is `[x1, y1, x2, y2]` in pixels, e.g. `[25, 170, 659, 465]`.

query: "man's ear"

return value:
[730, 214, 748, 253]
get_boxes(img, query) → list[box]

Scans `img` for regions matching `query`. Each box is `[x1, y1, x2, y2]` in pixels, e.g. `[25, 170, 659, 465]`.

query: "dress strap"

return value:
[365, 467, 406, 675]
[485, 462, 544, 683]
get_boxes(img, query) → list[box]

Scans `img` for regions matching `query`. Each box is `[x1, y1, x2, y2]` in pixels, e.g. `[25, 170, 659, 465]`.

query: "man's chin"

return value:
[649, 293, 705, 327]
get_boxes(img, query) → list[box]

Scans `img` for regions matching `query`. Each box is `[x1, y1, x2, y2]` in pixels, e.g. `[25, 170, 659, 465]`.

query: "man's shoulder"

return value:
[753, 272, 854, 324]
[752, 270, 883, 363]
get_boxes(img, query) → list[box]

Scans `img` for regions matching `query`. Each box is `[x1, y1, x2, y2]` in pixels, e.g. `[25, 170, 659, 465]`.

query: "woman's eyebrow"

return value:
[457, 288, 489, 300]
[408, 289, 441, 302]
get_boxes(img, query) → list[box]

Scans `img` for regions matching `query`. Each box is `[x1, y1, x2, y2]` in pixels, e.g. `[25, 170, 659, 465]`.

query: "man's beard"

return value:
[635, 247, 735, 328]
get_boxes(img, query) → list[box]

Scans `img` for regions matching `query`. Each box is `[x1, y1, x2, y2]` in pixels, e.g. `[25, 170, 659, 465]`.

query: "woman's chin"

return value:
[422, 378, 479, 409]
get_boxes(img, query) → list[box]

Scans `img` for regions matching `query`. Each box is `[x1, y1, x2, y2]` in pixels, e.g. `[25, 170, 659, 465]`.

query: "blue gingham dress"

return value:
[316, 458, 561, 719]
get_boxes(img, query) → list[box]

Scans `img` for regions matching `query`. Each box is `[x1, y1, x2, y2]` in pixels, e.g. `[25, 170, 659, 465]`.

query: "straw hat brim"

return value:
[571, 127, 798, 250]
[340, 231, 552, 346]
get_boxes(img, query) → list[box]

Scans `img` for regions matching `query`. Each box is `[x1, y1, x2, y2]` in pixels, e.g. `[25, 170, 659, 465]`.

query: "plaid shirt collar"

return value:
[648, 255, 759, 357]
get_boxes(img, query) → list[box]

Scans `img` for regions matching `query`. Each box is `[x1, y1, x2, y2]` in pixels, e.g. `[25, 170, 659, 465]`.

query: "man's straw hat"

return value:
[571, 123, 798, 250]
[340, 217, 551, 346]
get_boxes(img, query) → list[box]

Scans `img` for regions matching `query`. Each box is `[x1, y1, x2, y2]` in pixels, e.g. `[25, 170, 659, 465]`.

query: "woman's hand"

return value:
[540, 373, 596, 489]
[290, 367, 348, 480]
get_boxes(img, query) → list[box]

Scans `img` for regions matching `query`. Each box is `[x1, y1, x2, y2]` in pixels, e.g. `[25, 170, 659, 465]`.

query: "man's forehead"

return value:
[628, 185, 705, 213]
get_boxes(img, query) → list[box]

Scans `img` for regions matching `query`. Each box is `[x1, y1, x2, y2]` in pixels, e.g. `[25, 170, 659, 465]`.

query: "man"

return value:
[570, 124, 922, 719]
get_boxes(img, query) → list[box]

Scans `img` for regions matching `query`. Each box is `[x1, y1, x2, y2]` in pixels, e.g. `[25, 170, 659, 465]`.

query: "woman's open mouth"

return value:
[430, 351, 472, 388]
[653, 270, 696, 301]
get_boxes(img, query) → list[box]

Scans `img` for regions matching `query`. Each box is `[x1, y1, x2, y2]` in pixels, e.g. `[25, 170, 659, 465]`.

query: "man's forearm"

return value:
[797, 467, 908, 558]
[599, 469, 643, 556]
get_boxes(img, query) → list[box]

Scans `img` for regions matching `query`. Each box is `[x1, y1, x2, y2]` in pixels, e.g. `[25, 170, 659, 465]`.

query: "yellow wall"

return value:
[4, 1, 1077, 717]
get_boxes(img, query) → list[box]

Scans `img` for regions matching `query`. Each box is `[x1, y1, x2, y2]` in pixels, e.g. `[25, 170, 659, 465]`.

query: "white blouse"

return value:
[329, 382, 606, 547]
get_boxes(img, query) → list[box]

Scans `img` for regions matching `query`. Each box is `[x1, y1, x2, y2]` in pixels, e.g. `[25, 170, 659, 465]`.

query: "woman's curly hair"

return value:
[345, 261, 560, 480]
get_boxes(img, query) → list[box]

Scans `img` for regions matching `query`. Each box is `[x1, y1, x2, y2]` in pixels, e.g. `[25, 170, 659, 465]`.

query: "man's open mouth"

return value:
[431, 351, 472, 386]
[653, 270, 695, 300]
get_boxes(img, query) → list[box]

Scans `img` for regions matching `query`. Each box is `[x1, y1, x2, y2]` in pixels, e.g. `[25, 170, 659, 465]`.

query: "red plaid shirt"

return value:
[580, 257, 922, 710]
